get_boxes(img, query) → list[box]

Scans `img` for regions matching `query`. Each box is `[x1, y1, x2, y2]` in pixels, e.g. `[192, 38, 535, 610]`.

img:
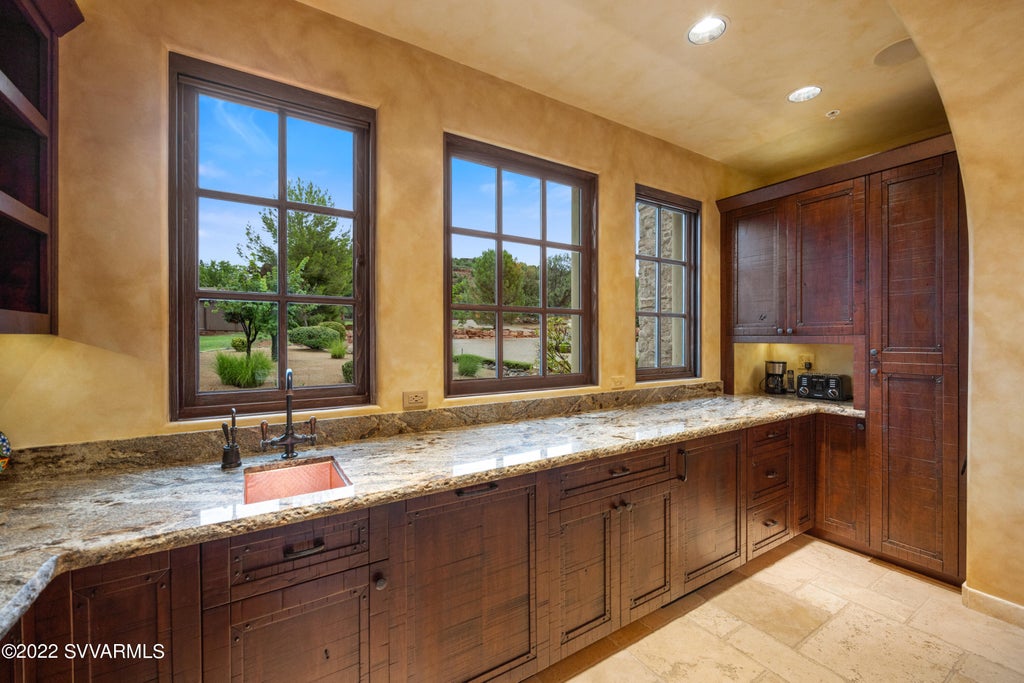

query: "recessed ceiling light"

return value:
[787, 85, 822, 103]
[688, 16, 727, 45]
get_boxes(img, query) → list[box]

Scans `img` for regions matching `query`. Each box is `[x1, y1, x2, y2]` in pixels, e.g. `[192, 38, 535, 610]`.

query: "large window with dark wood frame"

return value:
[635, 185, 700, 381]
[445, 134, 597, 396]
[170, 54, 374, 420]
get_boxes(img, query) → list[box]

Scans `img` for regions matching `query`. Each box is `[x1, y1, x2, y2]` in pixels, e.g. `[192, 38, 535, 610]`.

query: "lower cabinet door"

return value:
[620, 480, 680, 623]
[815, 414, 869, 548]
[203, 565, 377, 682]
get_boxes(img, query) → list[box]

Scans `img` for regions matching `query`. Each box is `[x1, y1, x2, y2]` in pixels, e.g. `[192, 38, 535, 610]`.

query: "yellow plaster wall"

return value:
[0, 0, 753, 448]
[890, 0, 1024, 610]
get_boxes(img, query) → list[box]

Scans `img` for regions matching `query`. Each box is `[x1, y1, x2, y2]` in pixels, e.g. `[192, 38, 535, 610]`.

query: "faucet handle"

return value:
[308, 416, 317, 444]
[259, 420, 270, 451]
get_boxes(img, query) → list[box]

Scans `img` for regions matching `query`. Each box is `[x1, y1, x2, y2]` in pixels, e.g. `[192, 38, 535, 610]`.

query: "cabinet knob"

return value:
[870, 368, 879, 375]
[374, 574, 388, 591]
[786, 328, 793, 335]
[857, 422, 866, 431]
[776, 328, 784, 335]
[869, 348, 878, 356]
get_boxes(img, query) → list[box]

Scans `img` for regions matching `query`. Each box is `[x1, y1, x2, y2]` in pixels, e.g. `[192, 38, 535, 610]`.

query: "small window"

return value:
[169, 54, 374, 419]
[635, 185, 700, 380]
[446, 135, 597, 396]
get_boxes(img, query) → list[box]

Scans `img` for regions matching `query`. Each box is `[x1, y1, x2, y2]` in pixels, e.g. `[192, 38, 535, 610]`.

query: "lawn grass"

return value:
[199, 333, 237, 352]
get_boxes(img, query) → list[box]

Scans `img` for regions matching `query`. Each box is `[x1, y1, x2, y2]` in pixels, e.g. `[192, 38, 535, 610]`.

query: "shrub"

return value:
[318, 321, 346, 336]
[503, 359, 534, 372]
[230, 337, 247, 352]
[342, 360, 354, 383]
[329, 338, 348, 359]
[290, 325, 340, 350]
[214, 351, 273, 388]
[456, 353, 482, 378]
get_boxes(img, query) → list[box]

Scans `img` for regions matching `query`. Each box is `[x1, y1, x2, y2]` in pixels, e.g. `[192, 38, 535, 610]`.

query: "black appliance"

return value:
[796, 373, 852, 401]
[764, 360, 787, 395]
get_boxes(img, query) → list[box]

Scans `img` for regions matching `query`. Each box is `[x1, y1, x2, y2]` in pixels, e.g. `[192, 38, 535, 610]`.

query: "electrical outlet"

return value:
[610, 375, 625, 389]
[403, 390, 428, 410]
[798, 353, 815, 370]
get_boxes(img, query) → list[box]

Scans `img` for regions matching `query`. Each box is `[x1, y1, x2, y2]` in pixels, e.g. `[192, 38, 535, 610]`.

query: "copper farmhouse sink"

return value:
[243, 456, 352, 504]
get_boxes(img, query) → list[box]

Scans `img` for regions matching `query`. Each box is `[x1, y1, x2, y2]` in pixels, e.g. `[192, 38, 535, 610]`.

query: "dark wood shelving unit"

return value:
[0, 0, 83, 334]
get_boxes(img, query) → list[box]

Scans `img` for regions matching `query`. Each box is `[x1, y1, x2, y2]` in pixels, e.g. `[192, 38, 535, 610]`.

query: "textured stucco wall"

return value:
[889, 0, 1024, 611]
[0, 0, 752, 448]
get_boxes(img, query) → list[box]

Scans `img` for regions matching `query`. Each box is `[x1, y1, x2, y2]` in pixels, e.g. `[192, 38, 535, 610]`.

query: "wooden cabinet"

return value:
[675, 431, 746, 595]
[201, 507, 388, 682]
[391, 474, 545, 683]
[721, 178, 865, 341]
[549, 471, 679, 660]
[866, 153, 964, 582]
[815, 413, 869, 549]
[791, 415, 816, 533]
[0, 0, 82, 333]
[745, 421, 793, 559]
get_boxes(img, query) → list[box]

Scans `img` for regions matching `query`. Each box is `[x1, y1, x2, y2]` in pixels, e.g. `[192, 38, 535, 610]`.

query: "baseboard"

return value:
[962, 583, 1024, 628]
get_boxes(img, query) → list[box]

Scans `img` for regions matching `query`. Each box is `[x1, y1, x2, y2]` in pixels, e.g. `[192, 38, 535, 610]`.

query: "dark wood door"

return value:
[791, 415, 816, 533]
[787, 179, 866, 336]
[815, 414, 869, 548]
[620, 480, 681, 623]
[70, 546, 200, 683]
[867, 153, 963, 581]
[203, 565, 376, 683]
[725, 200, 786, 337]
[675, 431, 746, 595]
[396, 476, 542, 683]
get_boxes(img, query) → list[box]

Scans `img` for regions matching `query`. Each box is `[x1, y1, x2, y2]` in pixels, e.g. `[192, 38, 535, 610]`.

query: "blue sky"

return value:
[197, 94, 354, 264]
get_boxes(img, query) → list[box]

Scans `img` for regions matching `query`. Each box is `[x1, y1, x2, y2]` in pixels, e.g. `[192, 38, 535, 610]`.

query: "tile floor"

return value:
[528, 535, 1024, 682]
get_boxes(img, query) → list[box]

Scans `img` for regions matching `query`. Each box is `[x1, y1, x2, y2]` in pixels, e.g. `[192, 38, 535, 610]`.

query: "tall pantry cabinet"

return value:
[719, 135, 966, 584]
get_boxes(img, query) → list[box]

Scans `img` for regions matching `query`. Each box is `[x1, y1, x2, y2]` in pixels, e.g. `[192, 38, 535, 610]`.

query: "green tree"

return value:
[471, 249, 525, 306]
[547, 252, 573, 308]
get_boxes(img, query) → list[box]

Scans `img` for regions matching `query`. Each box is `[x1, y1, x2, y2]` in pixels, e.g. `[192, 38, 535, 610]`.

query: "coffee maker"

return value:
[764, 360, 787, 394]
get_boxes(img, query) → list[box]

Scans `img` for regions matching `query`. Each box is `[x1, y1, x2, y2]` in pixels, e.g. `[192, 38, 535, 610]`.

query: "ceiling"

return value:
[295, 0, 949, 182]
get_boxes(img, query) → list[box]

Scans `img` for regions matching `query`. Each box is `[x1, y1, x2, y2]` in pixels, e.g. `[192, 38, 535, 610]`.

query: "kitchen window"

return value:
[635, 185, 700, 380]
[169, 54, 374, 419]
[445, 134, 597, 396]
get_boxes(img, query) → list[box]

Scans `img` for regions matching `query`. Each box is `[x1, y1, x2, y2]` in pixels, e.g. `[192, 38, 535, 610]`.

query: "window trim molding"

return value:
[444, 134, 599, 397]
[168, 53, 376, 420]
[635, 183, 701, 382]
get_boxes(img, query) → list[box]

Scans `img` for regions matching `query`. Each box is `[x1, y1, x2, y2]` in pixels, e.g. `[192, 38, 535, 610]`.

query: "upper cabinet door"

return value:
[787, 178, 866, 337]
[725, 200, 787, 337]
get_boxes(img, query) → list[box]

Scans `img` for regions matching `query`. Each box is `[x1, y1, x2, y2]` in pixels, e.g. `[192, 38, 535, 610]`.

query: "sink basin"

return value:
[243, 456, 352, 504]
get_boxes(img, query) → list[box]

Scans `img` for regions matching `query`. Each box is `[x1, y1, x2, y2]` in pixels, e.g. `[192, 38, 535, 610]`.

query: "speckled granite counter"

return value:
[0, 394, 861, 635]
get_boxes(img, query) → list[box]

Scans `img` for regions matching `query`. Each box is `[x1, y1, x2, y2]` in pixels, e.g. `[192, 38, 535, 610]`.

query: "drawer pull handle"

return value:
[765, 470, 779, 479]
[455, 482, 499, 497]
[678, 448, 688, 483]
[765, 432, 780, 439]
[608, 466, 632, 478]
[763, 519, 779, 528]
[283, 540, 326, 561]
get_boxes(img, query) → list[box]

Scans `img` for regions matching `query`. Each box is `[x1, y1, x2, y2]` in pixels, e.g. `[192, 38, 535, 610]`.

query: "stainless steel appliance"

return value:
[764, 360, 787, 394]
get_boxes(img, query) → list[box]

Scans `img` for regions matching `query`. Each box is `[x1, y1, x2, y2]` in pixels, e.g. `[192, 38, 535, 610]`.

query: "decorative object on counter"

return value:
[764, 360, 787, 394]
[221, 408, 241, 469]
[260, 369, 317, 459]
[0, 431, 9, 473]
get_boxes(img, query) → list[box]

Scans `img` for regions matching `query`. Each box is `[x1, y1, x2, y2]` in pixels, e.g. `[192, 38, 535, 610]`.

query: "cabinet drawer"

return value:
[748, 497, 792, 558]
[748, 446, 790, 505]
[748, 420, 791, 451]
[202, 509, 370, 607]
[552, 447, 672, 507]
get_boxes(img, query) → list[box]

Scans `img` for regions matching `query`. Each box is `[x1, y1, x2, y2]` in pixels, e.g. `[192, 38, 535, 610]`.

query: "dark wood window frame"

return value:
[169, 53, 375, 420]
[445, 134, 598, 397]
[635, 184, 700, 381]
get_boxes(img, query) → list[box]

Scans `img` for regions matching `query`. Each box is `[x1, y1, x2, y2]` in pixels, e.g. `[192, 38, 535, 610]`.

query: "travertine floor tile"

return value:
[910, 593, 1024, 675]
[563, 650, 661, 683]
[686, 602, 746, 638]
[700, 576, 831, 647]
[791, 582, 848, 614]
[787, 540, 889, 587]
[868, 566, 956, 611]
[800, 603, 963, 681]
[628, 615, 765, 681]
[953, 653, 1024, 682]
[726, 624, 844, 683]
[810, 570, 919, 622]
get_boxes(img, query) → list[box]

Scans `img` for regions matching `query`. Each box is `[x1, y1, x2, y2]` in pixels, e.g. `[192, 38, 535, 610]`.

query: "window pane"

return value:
[287, 303, 351, 387]
[661, 208, 686, 261]
[286, 211, 353, 296]
[636, 202, 658, 257]
[452, 235, 498, 305]
[503, 242, 541, 307]
[286, 117, 354, 211]
[636, 259, 657, 312]
[502, 171, 541, 239]
[547, 181, 579, 245]
[546, 314, 580, 375]
[452, 311, 498, 380]
[197, 299, 279, 392]
[659, 317, 686, 367]
[546, 249, 579, 308]
[199, 198, 278, 293]
[660, 263, 686, 313]
[503, 312, 540, 377]
[198, 94, 278, 198]
[452, 158, 496, 232]
[636, 316, 656, 369]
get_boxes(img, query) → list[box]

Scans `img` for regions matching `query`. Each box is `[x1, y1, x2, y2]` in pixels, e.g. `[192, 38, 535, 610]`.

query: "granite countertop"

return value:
[0, 393, 861, 635]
